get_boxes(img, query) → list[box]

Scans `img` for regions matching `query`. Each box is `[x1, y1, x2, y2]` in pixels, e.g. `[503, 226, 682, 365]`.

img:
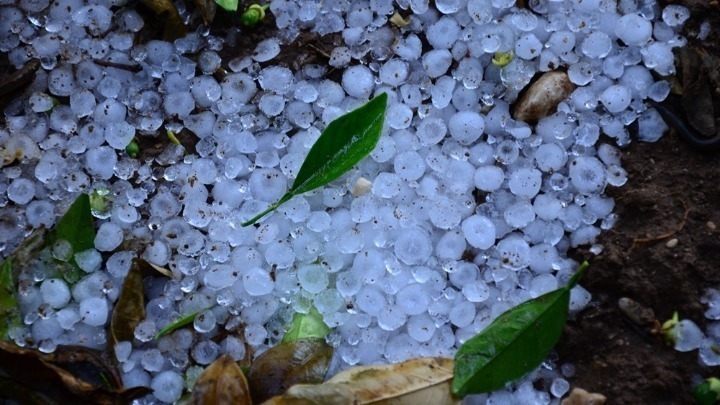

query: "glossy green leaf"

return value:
[282, 307, 330, 343]
[0, 260, 20, 340]
[247, 338, 333, 403]
[452, 262, 588, 396]
[242, 93, 388, 226]
[212, 0, 237, 11]
[53, 194, 95, 255]
[50, 194, 95, 284]
[155, 309, 204, 340]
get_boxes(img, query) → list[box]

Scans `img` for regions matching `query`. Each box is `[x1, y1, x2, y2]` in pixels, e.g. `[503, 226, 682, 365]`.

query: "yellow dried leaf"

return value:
[189, 354, 251, 405]
[262, 357, 459, 405]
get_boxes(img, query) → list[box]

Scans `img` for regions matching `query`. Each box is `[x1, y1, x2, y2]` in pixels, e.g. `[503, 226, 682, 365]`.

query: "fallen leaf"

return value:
[188, 354, 251, 405]
[139, 0, 187, 41]
[0, 340, 149, 404]
[110, 258, 146, 347]
[147, 260, 180, 280]
[263, 357, 458, 405]
[192, 0, 216, 25]
[247, 338, 333, 403]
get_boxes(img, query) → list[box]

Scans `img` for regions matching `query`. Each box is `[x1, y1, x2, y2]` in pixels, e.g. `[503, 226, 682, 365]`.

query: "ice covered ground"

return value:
[0, 0, 692, 402]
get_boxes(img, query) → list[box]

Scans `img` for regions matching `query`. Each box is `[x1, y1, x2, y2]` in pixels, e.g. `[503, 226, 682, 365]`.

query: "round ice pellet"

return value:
[508, 168, 542, 198]
[341, 65, 375, 99]
[40, 278, 71, 309]
[94, 222, 123, 252]
[151, 371, 184, 403]
[298, 264, 329, 293]
[615, 13, 652, 46]
[243, 268, 274, 296]
[79, 297, 108, 325]
[569, 157, 606, 195]
[7, 178, 36, 205]
[474, 166, 504, 192]
[462, 215, 496, 249]
[448, 111, 485, 145]
[394, 229, 432, 265]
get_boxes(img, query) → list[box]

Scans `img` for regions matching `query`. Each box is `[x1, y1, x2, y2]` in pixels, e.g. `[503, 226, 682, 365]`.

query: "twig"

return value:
[628, 197, 690, 254]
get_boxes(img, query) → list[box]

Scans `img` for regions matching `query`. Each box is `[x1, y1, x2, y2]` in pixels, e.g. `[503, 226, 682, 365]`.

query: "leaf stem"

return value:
[241, 193, 293, 227]
[566, 261, 589, 289]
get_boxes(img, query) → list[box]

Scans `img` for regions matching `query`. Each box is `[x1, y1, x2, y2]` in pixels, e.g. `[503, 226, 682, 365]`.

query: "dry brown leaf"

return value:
[513, 70, 576, 123]
[248, 338, 333, 403]
[192, 0, 217, 25]
[147, 261, 180, 280]
[262, 357, 459, 405]
[188, 354, 251, 405]
[0, 340, 150, 404]
[110, 258, 146, 347]
[139, 0, 187, 41]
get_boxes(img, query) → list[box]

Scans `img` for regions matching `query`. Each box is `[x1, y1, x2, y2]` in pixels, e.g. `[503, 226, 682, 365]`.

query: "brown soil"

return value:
[555, 1, 720, 403]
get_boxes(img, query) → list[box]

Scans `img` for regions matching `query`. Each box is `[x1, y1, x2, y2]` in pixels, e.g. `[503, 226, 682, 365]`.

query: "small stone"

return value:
[351, 177, 372, 197]
[514, 71, 576, 123]
[561, 388, 607, 405]
[665, 238, 678, 248]
[618, 297, 655, 326]
[707, 221, 717, 231]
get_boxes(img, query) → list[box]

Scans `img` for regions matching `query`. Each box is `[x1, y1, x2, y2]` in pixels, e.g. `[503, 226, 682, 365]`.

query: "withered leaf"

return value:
[139, 0, 187, 41]
[110, 258, 146, 347]
[262, 357, 458, 405]
[146, 260, 180, 280]
[247, 338, 333, 403]
[188, 354, 251, 405]
[0, 340, 150, 404]
[192, 0, 216, 25]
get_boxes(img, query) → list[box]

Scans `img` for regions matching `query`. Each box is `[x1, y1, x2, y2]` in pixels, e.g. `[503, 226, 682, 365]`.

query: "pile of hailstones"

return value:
[0, 0, 691, 401]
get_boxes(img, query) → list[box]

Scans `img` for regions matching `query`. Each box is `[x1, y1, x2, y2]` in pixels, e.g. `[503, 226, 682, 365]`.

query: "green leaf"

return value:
[51, 194, 95, 284]
[155, 309, 205, 340]
[212, 0, 237, 11]
[242, 93, 388, 226]
[53, 194, 95, 252]
[452, 262, 588, 396]
[0, 260, 20, 340]
[282, 307, 330, 343]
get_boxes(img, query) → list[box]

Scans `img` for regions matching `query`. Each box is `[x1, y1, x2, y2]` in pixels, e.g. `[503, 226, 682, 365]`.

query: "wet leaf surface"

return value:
[192, 0, 217, 24]
[0, 260, 19, 340]
[0, 340, 149, 404]
[248, 338, 333, 403]
[242, 93, 388, 226]
[139, 0, 187, 41]
[263, 357, 458, 405]
[52, 194, 95, 256]
[189, 354, 251, 405]
[452, 262, 588, 396]
[282, 307, 330, 343]
[110, 258, 147, 347]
